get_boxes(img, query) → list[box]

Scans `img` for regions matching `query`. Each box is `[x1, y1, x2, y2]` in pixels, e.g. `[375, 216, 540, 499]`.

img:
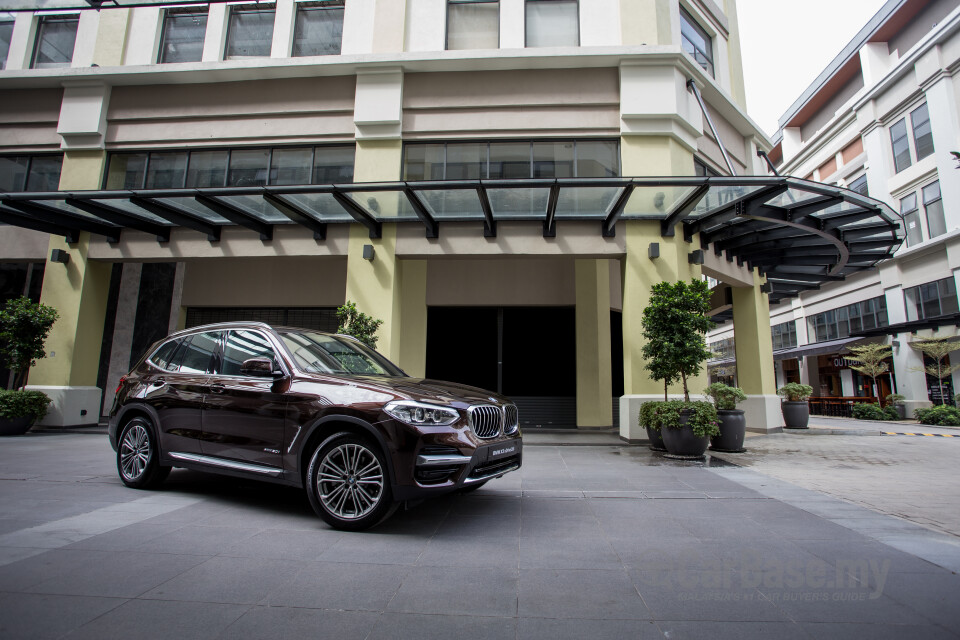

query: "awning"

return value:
[0, 176, 902, 305]
[852, 313, 960, 338]
[772, 336, 863, 361]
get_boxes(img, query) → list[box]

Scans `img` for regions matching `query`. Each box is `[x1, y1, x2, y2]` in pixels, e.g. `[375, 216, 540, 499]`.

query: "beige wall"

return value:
[426, 258, 576, 307]
[0, 88, 64, 151]
[403, 69, 620, 139]
[180, 257, 347, 308]
[107, 77, 356, 148]
[0, 228, 51, 262]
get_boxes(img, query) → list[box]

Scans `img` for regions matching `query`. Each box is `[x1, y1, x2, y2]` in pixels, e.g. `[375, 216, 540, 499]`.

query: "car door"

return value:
[141, 331, 221, 455]
[200, 328, 289, 469]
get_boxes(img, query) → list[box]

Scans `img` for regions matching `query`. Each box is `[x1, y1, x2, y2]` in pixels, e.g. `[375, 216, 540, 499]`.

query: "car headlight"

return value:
[384, 400, 460, 427]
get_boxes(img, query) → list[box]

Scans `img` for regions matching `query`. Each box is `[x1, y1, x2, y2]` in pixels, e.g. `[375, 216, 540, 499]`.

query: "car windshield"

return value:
[278, 330, 405, 377]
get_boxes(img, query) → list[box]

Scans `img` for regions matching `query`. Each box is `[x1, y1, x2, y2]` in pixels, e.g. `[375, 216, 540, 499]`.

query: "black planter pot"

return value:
[894, 404, 906, 420]
[781, 401, 810, 429]
[661, 412, 709, 459]
[0, 416, 34, 436]
[710, 409, 746, 452]
[646, 426, 667, 452]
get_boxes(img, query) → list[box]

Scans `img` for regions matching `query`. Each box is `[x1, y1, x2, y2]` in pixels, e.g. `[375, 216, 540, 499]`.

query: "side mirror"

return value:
[240, 357, 281, 378]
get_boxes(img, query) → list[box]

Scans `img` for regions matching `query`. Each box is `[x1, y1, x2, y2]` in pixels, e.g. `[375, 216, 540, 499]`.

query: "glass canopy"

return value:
[0, 176, 902, 305]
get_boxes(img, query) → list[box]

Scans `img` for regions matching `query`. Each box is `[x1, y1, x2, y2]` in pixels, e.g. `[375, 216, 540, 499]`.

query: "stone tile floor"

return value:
[0, 431, 958, 639]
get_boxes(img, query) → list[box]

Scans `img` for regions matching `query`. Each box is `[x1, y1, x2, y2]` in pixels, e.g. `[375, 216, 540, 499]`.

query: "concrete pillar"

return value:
[620, 0, 672, 46]
[92, 8, 131, 67]
[398, 260, 427, 378]
[731, 273, 780, 432]
[27, 152, 111, 427]
[575, 259, 613, 427]
[618, 136, 698, 441]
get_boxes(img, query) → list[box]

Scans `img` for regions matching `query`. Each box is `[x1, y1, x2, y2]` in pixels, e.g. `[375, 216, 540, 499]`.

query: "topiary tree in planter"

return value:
[777, 382, 813, 429]
[640, 280, 716, 458]
[704, 382, 747, 452]
[909, 336, 960, 406]
[335, 301, 383, 349]
[0, 296, 58, 435]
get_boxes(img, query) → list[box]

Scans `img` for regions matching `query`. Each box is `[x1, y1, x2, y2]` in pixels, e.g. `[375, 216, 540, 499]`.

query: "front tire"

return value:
[305, 432, 396, 531]
[117, 417, 170, 489]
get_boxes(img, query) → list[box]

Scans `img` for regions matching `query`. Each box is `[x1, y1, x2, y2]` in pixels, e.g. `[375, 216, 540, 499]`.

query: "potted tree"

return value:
[640, 280, 718, 458]
[704, 382, 747, 452]
[0, 296, 58, 436]
[846, 343, 892, 402]
[909, 336, 960, 405]
[886, 393, 906, 420]
[777, 382, 813, 429]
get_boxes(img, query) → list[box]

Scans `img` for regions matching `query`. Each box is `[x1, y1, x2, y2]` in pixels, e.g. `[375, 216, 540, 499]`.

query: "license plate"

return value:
[487, 439, 521, 461]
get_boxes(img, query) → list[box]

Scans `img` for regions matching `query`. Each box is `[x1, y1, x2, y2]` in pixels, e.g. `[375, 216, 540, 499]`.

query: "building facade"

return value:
[0, 0, 900, 436]
[708, 0, 960, 415]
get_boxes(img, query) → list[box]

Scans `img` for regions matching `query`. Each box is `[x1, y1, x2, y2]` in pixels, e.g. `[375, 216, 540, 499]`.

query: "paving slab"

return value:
[0, 431, 958, 639]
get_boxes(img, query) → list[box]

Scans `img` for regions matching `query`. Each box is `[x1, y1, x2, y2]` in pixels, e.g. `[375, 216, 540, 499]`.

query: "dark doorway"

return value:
[426, 306, 578, 428]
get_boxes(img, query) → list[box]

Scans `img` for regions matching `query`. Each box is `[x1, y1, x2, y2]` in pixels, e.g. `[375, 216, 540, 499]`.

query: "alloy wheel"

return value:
[316, 443, 384, 520]
[119, 423, 151, 481]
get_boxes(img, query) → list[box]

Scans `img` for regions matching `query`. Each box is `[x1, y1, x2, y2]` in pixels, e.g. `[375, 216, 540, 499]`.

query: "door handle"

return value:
[209, 384, 225, 394]
[151, 378, 165, 387]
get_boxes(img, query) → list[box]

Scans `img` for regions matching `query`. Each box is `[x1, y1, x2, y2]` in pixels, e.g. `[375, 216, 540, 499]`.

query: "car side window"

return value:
[149, 339, 181, 371]
[221, 330, 279, 376]
[175, 331, 222, 374]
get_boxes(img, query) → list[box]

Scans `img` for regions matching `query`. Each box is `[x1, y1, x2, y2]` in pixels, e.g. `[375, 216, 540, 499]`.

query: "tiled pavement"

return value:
[0, 431, 958, 639]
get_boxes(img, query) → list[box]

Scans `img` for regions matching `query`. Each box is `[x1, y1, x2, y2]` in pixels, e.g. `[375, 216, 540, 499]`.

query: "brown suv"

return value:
[108, 322, 521, 530]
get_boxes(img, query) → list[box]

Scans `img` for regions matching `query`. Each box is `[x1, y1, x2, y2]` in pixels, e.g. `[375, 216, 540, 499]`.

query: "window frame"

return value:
[218, 328, 289, 378]
[524, 0, 579, 48]
[889, 117, 912, 174]
[900, 191, 922, 247]
[847, 174, 868, 196]
[292, 0, 345, 57]
[0, 14, 15, 71]
[922, 180, 945, 240]
[0, 153, 64, 192]
[104, 144, 356, 189]
[224, 2, 277, 60]
[30, 13, 80, 69]
[157, 7, 209, 64]
[905, 277, 959, 321]
[909, 102, 934, 162]
[807, 297, 888, 343]
[679, 5, 714, 77]
[446, 0, 500, 51]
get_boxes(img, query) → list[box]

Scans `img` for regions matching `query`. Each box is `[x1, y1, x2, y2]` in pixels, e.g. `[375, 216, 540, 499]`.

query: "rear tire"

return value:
[117, 417, 170, 489]
[305, 432, 397, 531]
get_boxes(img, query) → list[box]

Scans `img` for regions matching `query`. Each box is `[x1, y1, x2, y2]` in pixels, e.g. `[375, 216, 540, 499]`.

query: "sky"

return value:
[736, 0, 890, 137]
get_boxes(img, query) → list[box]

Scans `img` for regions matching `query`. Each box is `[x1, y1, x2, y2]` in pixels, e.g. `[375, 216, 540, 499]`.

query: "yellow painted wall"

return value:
[93, 8, 130, 67]
[575, 259, 613, 426]
[620, 0, 673, 45]
[723, 0, 748, 109]
[30, 151, 111, 388]
[372, 0, 407, 53]
[732, 274, 777, 395]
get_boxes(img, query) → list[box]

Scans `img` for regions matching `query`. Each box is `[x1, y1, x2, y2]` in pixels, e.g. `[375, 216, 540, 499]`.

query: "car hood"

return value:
[298, 373, 510, 407]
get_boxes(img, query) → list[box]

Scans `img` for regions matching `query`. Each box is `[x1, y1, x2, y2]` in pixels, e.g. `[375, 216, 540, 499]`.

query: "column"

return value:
[731, 273, 781, 432]
[575, 259, 613, 428]
[618, 134, 700, 441]
[28, 152, 112, 427]
[398, 260, 428, 378]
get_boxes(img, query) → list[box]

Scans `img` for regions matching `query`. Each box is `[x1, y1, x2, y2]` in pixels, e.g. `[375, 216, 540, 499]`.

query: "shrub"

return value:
[886, 394, 905, 406]
[640, 399, 719, 437]
[851, 403, 899, 421]
[335, 301, 383, 349]
[0, 390, 51, 421]
[778, 383, 813, 401]
[704, 382, 746, 410]
[915, 405, 960, 426]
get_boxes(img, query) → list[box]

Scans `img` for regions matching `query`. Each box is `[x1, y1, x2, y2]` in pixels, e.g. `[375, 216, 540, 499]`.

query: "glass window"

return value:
[145, 152, 188, 189]
[923, 181, 945, 239]
[186, 150, 228, 188]
[149, 339, 182, 371]
[533, 141, 574, 178]
[525, 0, 578, 48]
[847, 174, 868, 196]
[576, 140, 619, 178]
[680, 7, 713, 77]
[106, 153, 147, 189]
[900, 192, 922, 247]
[910, 103, 934, 161]
[905, 277, 958, 321]
[489, 142, 531, 179]
[159, 9, 207, 63]
[771, 321, 797, 351]
[890, 118, 911, 173]
[293, 0, 344, 57]
[227, 149, 270, 186]
[270, 147, 313, 185]
[221, 330, 279, 376]
[174, 331, 221, 374]
[447, 0, 499, 50]
[225, 3, 275, 59]
[0, 156, 28, 192]
[0, 15, 14, 70]
[279, 330, 404, 376]
[32, 14, 79, 69]
[312, 145, 354, 184]
[808, 297, 888, 342]
[403, 144, 446, 181]
[24, 156, 63, 191]
[445, 142, 486, 180]
[694, 157, 719, 177]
